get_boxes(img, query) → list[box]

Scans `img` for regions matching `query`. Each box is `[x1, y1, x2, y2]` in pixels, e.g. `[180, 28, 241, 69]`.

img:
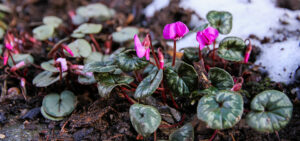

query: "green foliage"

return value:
[8, 54, 34, 67]
[76, 3, 115, 21]
[246, 90, 293, 132]
[66, 39, 92, 58]
[33, 25, 55, 41]
[33, 71, 67, 87]
[169, 123, 194, 141]
[112, 27, 139, 43]
[164, 61, 198, 96]
[72, 23, 102, 36]
[181, 47, 199, 64]
[116, 50, 149, 72]
[41, 60, 59, 72]
[208, 67, 234, 90]
[43, 16, 62, 28]
[197, 90, 244, 129]
[217, 37, 246, 61]
[206, 11, 233, 34]
[130, 104, 161, 137]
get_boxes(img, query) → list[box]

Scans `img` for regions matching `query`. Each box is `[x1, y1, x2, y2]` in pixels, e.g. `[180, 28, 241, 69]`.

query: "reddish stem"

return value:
[120, 93, 134, 104]
[169, 92, 179, 109]
[160, 114, 186, 128]
[89, 34, 102, 53]
[149, 35, 160, 69]
[198, 46, 203, 60]
[209, 130, 218, 141]
[8, 51, 16, 65]
[134, 71, 142, 82]
[172, 40, 176, 66]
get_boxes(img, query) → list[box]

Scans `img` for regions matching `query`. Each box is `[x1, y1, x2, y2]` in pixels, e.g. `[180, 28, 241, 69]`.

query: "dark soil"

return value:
[0, 0, 300, 141]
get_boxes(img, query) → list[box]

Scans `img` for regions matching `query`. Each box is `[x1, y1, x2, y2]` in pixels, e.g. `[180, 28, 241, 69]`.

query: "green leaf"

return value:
[164, 61, 198, 96]
[84, 61, 117, 73]
[67, 39, 92, 58]
[84, 52, 104, 64]
[0, 4, 12, 13]
[73, 23, 102, 34]
[169, 123, 194, 141]
[0, 44, 2, 54]
[76, 3, 115, 21]
[191, 87, 219, 98]
[42, 90, 76, 118]
[208, 67, 233, 90]
[43, 16, 62, 28]
[78, 74, 96, 85]
[134, 69, 163, 99]
[33, 71, 67, 87]
[41, 107, 64, 121]
[0, 27, 4, 39]
[197, 90, 243, 130]
[41, 60, 59, 72]
[112, 27, 139, 43]
[181, 47, 199, 64]
[8, 54, 34, 67]
[191, 23, 208, 32]
[71, 33, 85, 38]
[217, 37, 246, 62]
[130, 104, 161, 137]
[116, 50, 149, 72]
[246, 90, 293, 132]
[33, 25, 55, 41]
[206, 11, 233, 34]
[95, 73, 134, 97]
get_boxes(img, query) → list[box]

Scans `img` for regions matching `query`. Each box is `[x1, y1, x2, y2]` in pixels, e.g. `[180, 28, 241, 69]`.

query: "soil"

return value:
[0, 0, 299, 141]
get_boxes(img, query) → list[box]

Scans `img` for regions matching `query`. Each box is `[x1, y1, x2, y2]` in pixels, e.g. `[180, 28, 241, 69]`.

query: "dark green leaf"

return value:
[181, 48, 199, 64]
[197, 90, 243, 129]
[134, 69, 163, 99]
[217, 37, 246, 61]
[206, 11, 233, 34]
[78, 74, 96, 85]
[84, 61, 117, 73]
[117, 50, 149, 72]
[169, 123, 194, 141]
[191, 23, 208, 32]
[130, 104, 161, 137]
[42, 90, 76, 118]
[208, 67, 234, 90]
[246, 90, 293, 132]
[164, 61, 198, 96]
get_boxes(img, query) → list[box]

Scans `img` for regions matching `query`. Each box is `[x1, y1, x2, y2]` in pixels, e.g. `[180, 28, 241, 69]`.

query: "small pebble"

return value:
[0, 134, 5, 139]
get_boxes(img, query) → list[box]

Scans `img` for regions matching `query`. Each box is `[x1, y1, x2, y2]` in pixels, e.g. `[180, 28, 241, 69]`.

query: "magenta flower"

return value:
[134, 34, 151, 60]
[5, 33, 15, 50]
[3, 50, 8, 66]
[158, 48, 164, 69]
[10, 61, 26, 71]
[62, 44, 74, 57]
[244, 40, 252, 63]
[163, 21, 189, 40]
[55, 58, 68, 72]
[196, 27, 219, 50]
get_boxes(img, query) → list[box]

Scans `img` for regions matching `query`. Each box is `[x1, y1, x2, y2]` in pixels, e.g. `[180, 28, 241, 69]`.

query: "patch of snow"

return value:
[144, 0, 170, 17]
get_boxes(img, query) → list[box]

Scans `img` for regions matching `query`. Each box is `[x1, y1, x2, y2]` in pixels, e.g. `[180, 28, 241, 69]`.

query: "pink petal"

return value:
[56, 58, 68, 72]
[244, 53, 250, 63]
[203, 27, 219, 44]
[158, 48, 164, 69]
[174, 21, 189, 38]
[134, 35, 146, 58]
[196, 32, 208, 50]
[3, 50, 8, 66]
[163, 23, 176, 40]
[11, 61, 25, 71]
[62, 45, 74, 57]
[5, 41, 13, 50]
[145, 48, 150, 60]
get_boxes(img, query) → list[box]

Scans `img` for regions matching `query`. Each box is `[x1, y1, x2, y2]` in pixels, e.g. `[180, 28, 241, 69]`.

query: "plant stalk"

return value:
[149, 36, 160, 69]
[172, 40, 176, 66]
[209, 130, 218, 141]
[89, 34, 102, 53]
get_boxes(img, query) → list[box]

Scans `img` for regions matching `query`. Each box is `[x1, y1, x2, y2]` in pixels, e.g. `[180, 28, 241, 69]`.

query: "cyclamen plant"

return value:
[1, 4, 294, 140]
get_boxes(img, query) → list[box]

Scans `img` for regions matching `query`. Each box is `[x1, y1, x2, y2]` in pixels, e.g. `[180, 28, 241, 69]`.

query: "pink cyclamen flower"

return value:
[163, 21, 189, 40]
[5, 33, 15, 50]
[56, 58, 68, 72]
[231, 77, 243, 91]
[11, 61, 26, 71]
[158, 48, 164, 69]
[62, 44, 74, 57]
[244, 40, 252, 63]
[196, 27, 219, 50]
[3, 50, 9, 66]
[134, 34, 151, 60]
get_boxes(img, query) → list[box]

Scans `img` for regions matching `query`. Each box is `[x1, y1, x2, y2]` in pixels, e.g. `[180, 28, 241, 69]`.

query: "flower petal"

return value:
[203, 27, 219, 44]
[175, 21, 189, 38]
[163, 23, 176, 40]
[196, 31, 207, 50]
[145, 48, 150, 60]
[134, 34, 146, 58]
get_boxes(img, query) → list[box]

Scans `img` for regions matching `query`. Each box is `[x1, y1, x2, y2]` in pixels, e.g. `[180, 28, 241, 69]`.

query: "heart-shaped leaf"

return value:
[191, 23, 208, 32]
[73, 23, 102, 34]
[208, 67, 233, 90]
[116, 50, 149, 72]
[112, 27, 139, 43]
[33, 25, 55, 41]
[95, 73, 134, 97]
[84, 61, 118, 73]
[130, 104, 161, 137]
[66, 39, 92, 58]
[217, 37, 246, 62]
[41, 60, 59, 72]
[206, 11, 233, 34]
[134, 69, 163, 99]
[181, 47, 199, 64]
[246, 90, 293, 132]
[191, 86, 219, 98]
[76, 3, 114, 21]
[33, 71, 67, 87]
[43, 16, 62, 28]
[197, 90, 243, 129]
[164, 61, 198, 96]
[41, 107, 64, 121]
[169, 123, 194, 141]
[42, 90, 76, 118]
[8, 54, 34, 67]
[84, 52, 104, 64]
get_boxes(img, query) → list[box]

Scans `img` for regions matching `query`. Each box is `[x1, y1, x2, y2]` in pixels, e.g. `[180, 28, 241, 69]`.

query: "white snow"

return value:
[145, 0, 300, 83]
[144, 0, 170, 17]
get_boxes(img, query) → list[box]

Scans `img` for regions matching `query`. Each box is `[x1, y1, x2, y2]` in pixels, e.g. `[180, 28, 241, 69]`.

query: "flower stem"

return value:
[198, 46, 203, 60]
[149, 36, 160, 69]
[169, 91, 179, 109]
[209, 130, 218, 141]
[172, 40, 176, 66]
[89, 34, 102, 53]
